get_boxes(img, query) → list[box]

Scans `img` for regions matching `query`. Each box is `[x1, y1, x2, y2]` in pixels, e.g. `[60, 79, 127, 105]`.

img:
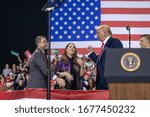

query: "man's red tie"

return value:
[99, 42, 104, 55]
[97, 42, 104, 62]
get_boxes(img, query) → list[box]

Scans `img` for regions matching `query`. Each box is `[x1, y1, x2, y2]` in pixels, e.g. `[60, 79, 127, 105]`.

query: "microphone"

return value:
[126, 25, 130, 31]
[42, 0, 64, 11]
[126, 25, 131, 48]
[42, 0, 65, 100]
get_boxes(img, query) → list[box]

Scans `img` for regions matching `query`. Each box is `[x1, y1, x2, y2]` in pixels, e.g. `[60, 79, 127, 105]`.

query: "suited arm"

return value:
[32, 52, 48, 78]
[88, 51, 98, 63]
[111, 39, 123, 48]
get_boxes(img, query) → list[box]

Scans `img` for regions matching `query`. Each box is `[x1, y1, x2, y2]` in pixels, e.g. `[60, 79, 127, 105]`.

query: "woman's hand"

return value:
[55, 77, 66, 87]
[57, 72, 73, 81]
[65, 72, 73, 81]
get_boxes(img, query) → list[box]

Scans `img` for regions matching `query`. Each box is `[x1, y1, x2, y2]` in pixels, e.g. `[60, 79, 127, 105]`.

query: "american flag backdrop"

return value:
[50, 0, 150, 54]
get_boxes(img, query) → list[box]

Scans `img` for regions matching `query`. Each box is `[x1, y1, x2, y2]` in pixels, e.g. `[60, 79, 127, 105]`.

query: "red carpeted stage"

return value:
[0, 89, 110, 100]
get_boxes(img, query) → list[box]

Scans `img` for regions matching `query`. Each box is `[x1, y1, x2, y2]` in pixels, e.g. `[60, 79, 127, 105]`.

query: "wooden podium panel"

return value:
[109, 83, 150, 100]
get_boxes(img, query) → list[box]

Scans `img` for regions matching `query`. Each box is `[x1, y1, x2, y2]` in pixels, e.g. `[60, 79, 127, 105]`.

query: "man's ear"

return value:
[101, 30, 106, 35]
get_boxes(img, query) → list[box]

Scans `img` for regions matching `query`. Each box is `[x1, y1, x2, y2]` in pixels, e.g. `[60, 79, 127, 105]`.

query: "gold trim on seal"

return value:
[120, 52, 141, 72]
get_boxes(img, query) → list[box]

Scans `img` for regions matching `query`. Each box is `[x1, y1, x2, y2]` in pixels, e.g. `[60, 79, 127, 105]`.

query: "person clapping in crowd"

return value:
[81, 57, 96, 90]
[15, 74, 26, 90]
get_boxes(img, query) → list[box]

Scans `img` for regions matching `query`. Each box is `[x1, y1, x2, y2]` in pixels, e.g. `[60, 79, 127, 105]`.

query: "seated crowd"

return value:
[0, 53, 97, 91]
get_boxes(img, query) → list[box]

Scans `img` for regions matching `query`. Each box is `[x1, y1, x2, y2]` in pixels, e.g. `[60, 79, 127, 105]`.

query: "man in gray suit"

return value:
[27, 36, 65, 88]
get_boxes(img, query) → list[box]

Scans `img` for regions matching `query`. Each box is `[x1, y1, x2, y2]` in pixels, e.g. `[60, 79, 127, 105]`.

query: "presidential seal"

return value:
[120, 52, 141, 72]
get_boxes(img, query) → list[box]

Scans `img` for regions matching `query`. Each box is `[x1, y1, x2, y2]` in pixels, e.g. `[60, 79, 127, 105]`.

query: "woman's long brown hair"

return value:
[61, 43, 78, 64]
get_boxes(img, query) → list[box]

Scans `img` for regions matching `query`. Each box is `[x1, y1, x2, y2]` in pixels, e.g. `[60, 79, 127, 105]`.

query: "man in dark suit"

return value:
[87, 24, 123, 90]
[27, 36, 65, 88]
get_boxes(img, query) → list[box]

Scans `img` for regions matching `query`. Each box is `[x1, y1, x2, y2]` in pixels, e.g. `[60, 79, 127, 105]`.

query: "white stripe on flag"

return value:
[101, 14, 150, 21]
[101, 1, 150, 8]
[51, 41, 101, 48]
[111, 27, 150, 34]
[51, 41, 140, 49]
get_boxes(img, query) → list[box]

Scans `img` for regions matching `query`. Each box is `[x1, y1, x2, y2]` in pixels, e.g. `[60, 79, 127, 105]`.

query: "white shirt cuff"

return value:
[52, 75, 57, 80]
[87, 51, 94, 56]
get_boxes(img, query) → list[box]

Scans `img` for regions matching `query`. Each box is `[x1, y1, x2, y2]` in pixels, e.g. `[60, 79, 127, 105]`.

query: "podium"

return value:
[104, 48, 150, 99]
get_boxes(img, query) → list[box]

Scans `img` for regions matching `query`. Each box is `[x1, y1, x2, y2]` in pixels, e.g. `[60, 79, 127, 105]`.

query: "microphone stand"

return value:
[42, 0, 64, 100]
[42, 1, 54, 100]
[47, 8, 54, 100]
[126, 25, 131, 48]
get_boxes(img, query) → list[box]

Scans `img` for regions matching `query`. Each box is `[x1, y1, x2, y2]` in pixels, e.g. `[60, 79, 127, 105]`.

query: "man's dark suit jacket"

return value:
[88, 37, 123, 90]
[27, 48, 48, 88]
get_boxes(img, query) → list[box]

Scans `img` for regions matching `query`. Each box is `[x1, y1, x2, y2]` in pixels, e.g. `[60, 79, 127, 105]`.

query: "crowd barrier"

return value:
[0, 88, 110, 100]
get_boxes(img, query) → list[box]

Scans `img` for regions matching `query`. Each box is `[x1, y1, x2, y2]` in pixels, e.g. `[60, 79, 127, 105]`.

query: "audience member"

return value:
[0, 74, 6, 88]
[2, 64, 12, 78]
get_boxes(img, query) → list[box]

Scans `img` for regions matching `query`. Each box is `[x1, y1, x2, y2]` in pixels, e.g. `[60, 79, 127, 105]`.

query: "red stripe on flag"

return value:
[101, 21, 150, 27]
[53, 48, 101, 55]
[101, 8, 150, 14]
[113, 34, 140, 41]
